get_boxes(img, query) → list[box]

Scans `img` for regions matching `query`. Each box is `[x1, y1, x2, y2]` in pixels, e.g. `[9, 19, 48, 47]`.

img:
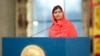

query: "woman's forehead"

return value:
[54, 8, 62, 12]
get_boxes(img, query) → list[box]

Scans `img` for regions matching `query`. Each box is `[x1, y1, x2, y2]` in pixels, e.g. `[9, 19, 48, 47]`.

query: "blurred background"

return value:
[0, 0, 89, 37]
[1, 0, 99, 56]
[32, 0, 82, 37]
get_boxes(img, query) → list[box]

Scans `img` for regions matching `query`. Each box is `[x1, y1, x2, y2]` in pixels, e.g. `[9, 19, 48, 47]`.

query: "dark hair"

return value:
[52, 5, 63, 13]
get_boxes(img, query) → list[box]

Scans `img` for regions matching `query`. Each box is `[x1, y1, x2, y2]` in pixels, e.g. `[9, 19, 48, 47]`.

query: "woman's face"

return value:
[53, 8, 63, 21]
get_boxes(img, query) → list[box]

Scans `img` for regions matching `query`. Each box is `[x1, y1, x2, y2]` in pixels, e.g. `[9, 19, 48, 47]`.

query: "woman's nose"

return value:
[56, 12, 59, 15]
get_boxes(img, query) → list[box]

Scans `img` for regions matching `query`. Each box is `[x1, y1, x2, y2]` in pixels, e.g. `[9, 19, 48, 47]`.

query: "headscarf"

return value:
[48, 12, 77, 38]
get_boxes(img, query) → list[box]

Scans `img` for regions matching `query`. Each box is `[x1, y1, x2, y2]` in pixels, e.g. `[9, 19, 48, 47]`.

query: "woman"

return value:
[48, 5, 77, 38]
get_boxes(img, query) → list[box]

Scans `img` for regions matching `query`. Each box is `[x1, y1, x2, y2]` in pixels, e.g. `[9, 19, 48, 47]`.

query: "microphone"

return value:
[30, 26, 51, 37]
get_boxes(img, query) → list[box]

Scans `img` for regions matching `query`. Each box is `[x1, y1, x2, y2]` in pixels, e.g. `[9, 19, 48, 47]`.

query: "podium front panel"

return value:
[2, 37, 90, 56]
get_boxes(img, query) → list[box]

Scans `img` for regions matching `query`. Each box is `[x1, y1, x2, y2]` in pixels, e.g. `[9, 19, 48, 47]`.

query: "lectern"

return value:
[2, 37, 90, 56]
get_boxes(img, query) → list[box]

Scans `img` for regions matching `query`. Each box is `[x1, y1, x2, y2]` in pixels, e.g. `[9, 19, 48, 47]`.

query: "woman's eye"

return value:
[54, 11, 61, 14]
[54, 12, 57, 14]
[58, 11, 61, 13]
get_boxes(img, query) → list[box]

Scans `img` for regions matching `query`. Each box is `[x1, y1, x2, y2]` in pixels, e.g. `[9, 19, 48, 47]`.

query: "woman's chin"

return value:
[56, 18, 61, 20]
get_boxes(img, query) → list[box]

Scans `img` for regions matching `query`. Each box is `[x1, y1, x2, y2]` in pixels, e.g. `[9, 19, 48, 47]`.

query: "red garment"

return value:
[48, 12, 77, 38]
